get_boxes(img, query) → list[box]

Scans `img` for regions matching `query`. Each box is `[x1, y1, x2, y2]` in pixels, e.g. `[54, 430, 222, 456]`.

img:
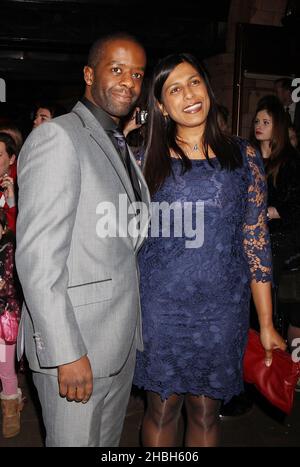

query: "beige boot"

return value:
[0, 388, 24, 438]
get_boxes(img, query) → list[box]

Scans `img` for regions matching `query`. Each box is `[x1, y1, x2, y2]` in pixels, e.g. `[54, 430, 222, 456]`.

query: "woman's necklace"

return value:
[183, 141, 203, 158]
[176, 137, 201, 153]
[175, 141, 215, 161]
[174, 137, 214, 160]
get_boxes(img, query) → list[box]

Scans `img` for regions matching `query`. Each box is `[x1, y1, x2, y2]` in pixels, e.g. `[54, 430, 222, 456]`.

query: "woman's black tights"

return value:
[142, 391, 221, 447]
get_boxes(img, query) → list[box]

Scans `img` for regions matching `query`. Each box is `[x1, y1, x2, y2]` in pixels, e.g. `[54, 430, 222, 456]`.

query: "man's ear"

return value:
[83, 66, 94, 86]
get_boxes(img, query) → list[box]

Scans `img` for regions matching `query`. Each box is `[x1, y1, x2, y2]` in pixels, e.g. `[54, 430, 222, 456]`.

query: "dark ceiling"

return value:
[1, 0, 299, 129]
[0, 0, 231, 80]
[0, 0, 232, 126]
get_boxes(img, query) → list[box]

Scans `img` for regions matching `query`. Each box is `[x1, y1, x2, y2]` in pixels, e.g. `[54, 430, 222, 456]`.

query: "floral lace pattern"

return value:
[134, 139, 272, 401]
[242, 144, 272, 282]
[0, 241, 20, 319]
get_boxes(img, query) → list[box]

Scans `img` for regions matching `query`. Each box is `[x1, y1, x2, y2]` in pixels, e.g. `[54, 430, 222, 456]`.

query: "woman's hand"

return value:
[0, 175, 15, 200]
[0, 278, 6, 290]
[123, 107, 142, 137]
[260, 326, 287, 367]
[267, 206, 280, 220]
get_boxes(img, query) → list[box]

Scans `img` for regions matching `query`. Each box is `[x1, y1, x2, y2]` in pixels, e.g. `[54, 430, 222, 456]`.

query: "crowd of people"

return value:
[0, 31, 299, 447]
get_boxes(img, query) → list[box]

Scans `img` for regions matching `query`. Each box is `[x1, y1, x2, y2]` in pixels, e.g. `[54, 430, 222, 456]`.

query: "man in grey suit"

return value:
[16, 32, 150, 447]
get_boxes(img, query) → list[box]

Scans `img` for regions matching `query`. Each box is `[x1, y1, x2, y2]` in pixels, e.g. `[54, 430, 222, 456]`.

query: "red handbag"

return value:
[0, 305, 19, 344]
[243, 329, 300, 414]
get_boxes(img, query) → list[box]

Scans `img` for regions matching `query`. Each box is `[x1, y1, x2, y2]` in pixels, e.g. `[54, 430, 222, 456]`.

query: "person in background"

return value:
[0, 208, 23, 438]
[250, 95, 300, 383]
[0, 122, 23, 183]
[0, 133, 17, 234]
[274, 77, 300, 136]
[0, 122, 23, 155]
[288, 125, 299, 150]
[133, 53, 285, 447]
[32, 100, 66, 128]
[0, 123, 25, 374]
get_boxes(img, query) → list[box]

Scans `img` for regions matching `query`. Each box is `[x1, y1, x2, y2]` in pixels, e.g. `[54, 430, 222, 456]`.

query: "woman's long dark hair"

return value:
[249, 94, 296, 186]
[143, 53, 242, 195]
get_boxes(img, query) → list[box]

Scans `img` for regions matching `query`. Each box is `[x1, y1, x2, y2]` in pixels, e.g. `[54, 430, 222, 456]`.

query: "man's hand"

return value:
[58, 355, 93, 403]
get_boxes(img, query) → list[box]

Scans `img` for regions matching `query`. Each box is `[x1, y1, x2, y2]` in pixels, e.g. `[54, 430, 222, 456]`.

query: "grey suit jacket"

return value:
[16, 101, 150, 377]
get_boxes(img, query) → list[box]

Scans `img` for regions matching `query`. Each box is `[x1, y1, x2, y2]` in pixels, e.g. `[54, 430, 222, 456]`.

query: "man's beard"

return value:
[91, 86, 137, 118]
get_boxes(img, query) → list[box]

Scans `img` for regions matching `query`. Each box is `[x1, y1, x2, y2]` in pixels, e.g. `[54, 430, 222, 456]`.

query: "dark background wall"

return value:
[0, 0, 230, 133]
[0, 0, 299, 137]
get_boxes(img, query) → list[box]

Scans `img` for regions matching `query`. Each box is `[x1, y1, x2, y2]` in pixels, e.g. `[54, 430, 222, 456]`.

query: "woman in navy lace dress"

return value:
[133, 53, 286, 447]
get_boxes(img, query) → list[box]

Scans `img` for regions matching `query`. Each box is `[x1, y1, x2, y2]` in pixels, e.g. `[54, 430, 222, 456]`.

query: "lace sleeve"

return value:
[242, 144, 272, 282]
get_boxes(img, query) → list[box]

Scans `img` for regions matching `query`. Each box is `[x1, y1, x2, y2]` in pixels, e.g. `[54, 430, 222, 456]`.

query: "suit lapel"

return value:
[72, 103, 136, 205]
[72, 102, 151, 252]
[89, 128, 137, 205]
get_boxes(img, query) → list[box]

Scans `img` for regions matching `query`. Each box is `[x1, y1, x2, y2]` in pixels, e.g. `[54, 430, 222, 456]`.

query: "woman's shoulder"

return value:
[231, 137, 262, 171]
[232, 136, 257, 156]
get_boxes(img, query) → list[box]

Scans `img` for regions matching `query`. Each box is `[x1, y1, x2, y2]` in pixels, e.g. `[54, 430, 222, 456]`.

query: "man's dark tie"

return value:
[110, 129, 141, 201]
[285, 106, 292, 126]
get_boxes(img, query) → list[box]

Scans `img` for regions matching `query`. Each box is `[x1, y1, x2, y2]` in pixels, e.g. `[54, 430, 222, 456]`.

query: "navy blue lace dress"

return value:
[133, 139, 272, 402]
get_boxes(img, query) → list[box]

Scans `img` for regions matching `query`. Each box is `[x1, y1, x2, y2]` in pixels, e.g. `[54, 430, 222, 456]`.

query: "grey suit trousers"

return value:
[33, 342, 136, 447]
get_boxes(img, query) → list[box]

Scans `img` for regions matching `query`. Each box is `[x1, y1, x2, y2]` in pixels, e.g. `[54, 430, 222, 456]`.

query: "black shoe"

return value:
[220, 392, 253, 418]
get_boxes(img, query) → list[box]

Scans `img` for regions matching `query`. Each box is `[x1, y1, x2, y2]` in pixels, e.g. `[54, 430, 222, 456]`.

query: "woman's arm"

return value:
[242, 143, 286, 363]
[250, 281, 286, 365]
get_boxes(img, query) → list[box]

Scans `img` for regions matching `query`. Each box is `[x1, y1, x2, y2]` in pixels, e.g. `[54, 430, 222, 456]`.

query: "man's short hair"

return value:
[34, 100, 66, 119]
[87, 32, 145, 68]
